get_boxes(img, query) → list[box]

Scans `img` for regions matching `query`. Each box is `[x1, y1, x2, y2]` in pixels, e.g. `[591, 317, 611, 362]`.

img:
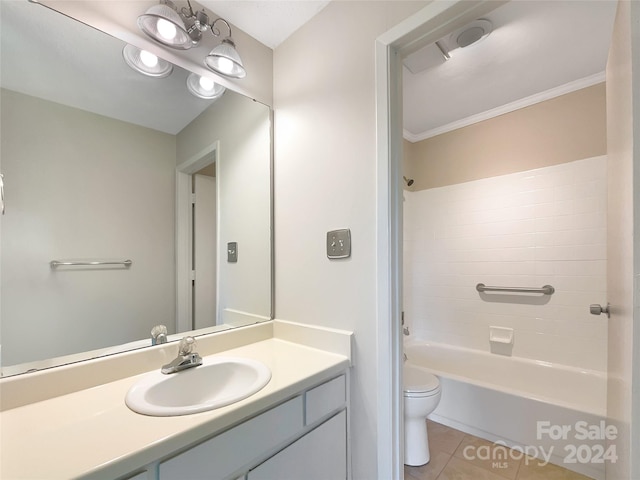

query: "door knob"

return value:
[590, 303, 610, 318]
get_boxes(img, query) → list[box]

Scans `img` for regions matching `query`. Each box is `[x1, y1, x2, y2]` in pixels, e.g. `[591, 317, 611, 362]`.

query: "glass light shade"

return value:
[186, 73, 225, 100]
[204, 38, 246, 79]
[137, 3, 192, 50]
[122, 44, 173, 78]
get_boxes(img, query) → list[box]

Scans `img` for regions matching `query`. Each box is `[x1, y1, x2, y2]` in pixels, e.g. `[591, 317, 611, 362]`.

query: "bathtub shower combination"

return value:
[402, 157, 609, 479]
[405, 341, 607, 480]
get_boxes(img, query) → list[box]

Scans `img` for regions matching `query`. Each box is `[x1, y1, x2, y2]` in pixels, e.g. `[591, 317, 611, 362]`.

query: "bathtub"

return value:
[405, 341, 608, 480]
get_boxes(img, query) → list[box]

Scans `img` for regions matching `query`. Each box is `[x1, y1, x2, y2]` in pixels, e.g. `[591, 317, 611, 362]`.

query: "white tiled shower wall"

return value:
[403, 156, 608, 372]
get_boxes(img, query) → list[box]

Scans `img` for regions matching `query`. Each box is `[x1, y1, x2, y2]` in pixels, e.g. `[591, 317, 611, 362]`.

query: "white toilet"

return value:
[403, 364, 441, 466]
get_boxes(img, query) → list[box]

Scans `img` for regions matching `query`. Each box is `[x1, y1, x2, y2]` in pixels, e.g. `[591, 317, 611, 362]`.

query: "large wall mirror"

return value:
[0, 1, 273, 377]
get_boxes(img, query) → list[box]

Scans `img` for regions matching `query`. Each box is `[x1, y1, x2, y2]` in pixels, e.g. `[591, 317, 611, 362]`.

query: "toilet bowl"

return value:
[403, 364, 441, 466]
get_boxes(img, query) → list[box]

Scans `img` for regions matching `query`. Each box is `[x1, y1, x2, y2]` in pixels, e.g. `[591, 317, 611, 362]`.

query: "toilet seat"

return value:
[403, 365, 440, 397]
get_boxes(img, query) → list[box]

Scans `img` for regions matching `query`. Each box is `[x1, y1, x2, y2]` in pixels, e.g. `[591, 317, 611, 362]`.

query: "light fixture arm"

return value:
[179, 0, 234, 43]
[210, 18, 233, 39]
[182, 0, 196, 18]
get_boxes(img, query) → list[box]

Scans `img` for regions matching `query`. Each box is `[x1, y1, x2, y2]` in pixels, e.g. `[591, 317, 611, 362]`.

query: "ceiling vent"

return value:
[452, 19, 493, 49]
[403, 19, 493, 74]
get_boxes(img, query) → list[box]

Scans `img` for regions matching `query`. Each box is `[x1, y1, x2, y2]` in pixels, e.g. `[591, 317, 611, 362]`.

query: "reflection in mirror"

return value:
[0, 1, 272, 377]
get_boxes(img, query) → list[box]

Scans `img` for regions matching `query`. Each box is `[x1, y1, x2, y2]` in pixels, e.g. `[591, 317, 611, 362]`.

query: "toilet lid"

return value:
[403, 365, 440, 393]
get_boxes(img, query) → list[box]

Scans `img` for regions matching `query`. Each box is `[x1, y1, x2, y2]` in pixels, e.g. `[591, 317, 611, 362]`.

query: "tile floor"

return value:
[404, 420, 594, 480]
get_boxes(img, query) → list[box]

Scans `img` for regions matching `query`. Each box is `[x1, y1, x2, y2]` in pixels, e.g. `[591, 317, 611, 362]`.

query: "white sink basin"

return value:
[125, 356, 272, 416]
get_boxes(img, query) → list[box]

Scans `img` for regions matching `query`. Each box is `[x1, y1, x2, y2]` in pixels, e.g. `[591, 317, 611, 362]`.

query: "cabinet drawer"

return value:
[305, 375, 346, 425]
[159, 396, 304, 480]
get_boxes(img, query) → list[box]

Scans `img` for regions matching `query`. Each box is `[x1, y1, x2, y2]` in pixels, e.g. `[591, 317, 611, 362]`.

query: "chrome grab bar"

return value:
[50, 259, 133, 268]
[476, 283, 555, 295]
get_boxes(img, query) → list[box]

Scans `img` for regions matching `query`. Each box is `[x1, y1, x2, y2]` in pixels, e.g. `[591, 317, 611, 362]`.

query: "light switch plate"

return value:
[227, 242, 238, 263]
[327, 229, 351, 259]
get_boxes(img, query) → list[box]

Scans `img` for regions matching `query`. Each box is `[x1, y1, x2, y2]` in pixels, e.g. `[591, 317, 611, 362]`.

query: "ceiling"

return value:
[199, 0, 331, 49]
[1, 1, 218, 135]
[402, 0, 618, 141]
[0, 0, 330, 135]
[202, 0, 617, 142]
[1, 1, 618, 139]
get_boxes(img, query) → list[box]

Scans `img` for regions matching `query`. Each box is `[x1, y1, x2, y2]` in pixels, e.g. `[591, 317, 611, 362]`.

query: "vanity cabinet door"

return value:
[247, 410, 347, 480]
[158, 397, 303, 480]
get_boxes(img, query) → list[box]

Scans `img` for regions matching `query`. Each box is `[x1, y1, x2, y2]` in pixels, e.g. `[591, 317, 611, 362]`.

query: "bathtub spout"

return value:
[402, 311, 410, 336]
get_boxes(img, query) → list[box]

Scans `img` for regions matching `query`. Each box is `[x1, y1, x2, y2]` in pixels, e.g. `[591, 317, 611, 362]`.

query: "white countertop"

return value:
[0, 322, 352, 480]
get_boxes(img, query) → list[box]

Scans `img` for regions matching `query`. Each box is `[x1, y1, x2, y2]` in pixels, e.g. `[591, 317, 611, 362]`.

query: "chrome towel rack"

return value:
[476, 283, 555, 295]
[50, 259, 132, 268]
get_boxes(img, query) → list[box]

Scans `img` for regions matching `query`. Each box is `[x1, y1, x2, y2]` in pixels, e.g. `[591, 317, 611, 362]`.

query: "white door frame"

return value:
[175, 141, 220, 333]
[374, 2, 506, 477]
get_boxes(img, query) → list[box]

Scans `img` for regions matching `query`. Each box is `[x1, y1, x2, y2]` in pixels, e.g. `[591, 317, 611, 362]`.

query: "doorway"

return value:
[375, 1, 638, 479]
[176, 141, 220, 333]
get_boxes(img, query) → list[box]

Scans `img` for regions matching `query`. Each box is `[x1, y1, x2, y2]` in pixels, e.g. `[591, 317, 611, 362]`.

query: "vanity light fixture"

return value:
[122, 44, 174, 78]
[138, 0, 246, 78]
[186, 72, 225, 100]
[204, 37, 245, 78]
[137, 1, 192, 49]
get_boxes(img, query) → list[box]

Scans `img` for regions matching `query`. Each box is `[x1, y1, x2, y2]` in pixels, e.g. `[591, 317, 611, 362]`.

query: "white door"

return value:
[605, 1, 639, 479]
[193, 174, 217, 329]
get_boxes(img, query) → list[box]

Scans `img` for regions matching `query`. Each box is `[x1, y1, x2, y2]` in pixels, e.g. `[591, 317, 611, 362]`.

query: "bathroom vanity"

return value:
[0, 321, 352, 479]
[145, 375, 346, 480]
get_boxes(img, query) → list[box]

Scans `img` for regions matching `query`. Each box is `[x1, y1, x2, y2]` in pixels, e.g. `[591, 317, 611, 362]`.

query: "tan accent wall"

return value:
[195, 164, 216, 177]
[404, 83, 607, 191]
[272, 2, 428, 478]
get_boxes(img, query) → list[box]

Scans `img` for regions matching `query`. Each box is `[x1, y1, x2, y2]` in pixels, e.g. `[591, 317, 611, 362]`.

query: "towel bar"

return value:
[50, 259, 132, 268]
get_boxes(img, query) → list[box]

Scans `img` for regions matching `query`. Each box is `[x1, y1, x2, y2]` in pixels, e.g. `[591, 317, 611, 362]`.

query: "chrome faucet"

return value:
[151, 324, 168, 346]
[161, 336, 203, 374]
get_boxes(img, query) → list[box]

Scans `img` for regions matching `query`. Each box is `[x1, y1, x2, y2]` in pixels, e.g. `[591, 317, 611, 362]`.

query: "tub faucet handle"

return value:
[590, 303, 610, 318]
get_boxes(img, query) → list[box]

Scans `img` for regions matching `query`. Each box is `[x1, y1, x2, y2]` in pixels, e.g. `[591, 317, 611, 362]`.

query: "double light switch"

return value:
[327, 229, 351, 259]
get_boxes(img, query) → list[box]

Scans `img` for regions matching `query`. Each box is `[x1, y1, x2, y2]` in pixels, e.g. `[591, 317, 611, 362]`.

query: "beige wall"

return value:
[0, 88, 176, 366]
[273, 2, 426, 478]
[177, 91, 272, 324]
[404, 83, 607, 191]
